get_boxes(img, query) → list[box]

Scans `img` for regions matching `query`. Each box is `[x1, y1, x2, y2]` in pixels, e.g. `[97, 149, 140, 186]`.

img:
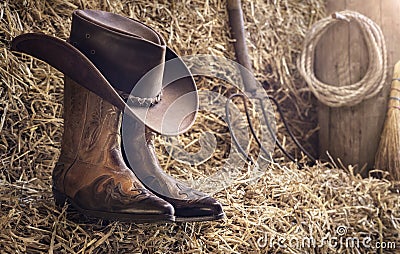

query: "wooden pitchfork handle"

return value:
[226, 0, 316, 165]
[227, 0, 258, 94]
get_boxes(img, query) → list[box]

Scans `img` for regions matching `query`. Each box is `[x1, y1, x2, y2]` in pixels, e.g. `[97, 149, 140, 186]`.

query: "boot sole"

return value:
[175, 213, 225, 222]
[53, 188, 175, 223]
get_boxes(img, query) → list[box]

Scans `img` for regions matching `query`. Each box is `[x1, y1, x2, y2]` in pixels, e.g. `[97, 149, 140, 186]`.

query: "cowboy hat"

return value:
[11, 9, 198, 135]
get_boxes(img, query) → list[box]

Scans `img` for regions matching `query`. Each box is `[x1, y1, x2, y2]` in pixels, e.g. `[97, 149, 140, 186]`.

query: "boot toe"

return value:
[72, 180, 176, 222]
[119, 194, 174, 216]
[173, 196, 224, 222]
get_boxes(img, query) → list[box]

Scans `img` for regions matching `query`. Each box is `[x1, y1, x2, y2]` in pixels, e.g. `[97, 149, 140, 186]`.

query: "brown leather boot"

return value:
[11, 9, 224, 223]
[122, 117, 224, 222]
[52, 77, 174, 222]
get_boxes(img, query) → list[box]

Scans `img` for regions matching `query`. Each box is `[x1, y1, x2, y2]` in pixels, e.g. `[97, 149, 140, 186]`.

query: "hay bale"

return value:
[0, 0, 399, 253]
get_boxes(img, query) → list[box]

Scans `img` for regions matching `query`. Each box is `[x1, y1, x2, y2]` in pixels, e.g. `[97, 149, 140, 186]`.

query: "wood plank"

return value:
[315, 0, 400, 175]
[316, 0, 345, 163]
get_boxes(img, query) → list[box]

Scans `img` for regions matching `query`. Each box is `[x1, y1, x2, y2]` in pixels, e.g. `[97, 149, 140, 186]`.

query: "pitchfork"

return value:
[226, 0, 316, 166]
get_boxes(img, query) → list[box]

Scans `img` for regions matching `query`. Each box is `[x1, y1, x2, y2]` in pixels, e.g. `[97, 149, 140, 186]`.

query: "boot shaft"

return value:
[60, 77, 123, 165]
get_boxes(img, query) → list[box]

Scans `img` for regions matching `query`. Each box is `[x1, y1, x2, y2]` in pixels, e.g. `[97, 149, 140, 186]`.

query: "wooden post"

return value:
[315, 0, 400, 176]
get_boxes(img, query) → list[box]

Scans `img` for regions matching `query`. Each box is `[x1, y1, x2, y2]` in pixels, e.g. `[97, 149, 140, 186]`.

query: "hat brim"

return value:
[127, 47, 198, 135]
[11, 33, 198, 136]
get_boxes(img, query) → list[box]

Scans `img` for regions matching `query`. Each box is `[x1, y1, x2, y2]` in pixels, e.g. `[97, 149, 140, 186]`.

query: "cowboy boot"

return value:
[66, 10, 224, 222]
[122, 116, 224, 222]
[11, 9, 224, 222]
[52, 77, 175, 222]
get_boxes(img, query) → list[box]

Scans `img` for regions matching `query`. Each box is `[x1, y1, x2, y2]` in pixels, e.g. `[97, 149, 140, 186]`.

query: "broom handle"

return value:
[227, 0, 258, 94]
[390, 61, 400, 102]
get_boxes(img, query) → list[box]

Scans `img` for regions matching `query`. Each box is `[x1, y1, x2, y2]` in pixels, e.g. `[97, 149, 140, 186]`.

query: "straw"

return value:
[1, 0, 399, 253]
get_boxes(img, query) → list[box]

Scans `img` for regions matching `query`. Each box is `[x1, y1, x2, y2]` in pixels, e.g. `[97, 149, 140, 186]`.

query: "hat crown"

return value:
[70, 10, 165, 99]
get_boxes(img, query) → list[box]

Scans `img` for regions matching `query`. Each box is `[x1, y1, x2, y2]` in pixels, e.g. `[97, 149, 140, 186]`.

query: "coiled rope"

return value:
[298, 10, 387, 107]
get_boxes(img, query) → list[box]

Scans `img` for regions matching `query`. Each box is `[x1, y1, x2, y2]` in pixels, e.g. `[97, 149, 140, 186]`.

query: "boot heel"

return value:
[53, 188, 68, 207]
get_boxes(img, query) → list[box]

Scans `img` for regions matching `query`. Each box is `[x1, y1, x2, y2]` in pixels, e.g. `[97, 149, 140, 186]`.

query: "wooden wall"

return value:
[315, 0, 400, 175]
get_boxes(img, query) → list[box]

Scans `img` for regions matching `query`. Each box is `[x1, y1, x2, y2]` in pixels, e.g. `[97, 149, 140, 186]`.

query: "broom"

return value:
[375, 60, 400, 180]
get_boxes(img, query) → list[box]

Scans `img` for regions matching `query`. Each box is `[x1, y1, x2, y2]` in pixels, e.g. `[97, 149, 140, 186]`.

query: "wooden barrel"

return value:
[315, 0, 400, 176]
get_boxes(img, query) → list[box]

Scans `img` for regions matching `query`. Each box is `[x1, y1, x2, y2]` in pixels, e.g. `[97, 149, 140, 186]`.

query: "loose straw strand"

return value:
[298, 10, 387, 107]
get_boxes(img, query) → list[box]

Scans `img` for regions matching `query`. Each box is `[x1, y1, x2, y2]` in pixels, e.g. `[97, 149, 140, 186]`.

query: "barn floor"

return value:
[0, 0, 399, 253]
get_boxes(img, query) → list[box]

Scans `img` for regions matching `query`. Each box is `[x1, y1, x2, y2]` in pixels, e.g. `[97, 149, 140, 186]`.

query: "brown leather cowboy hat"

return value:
[11, 9, 198, 135]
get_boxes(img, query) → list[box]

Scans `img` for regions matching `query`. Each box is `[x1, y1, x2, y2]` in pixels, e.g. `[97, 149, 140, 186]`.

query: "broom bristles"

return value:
[375, 107, 400, 179]
[375, 61, 400, 180]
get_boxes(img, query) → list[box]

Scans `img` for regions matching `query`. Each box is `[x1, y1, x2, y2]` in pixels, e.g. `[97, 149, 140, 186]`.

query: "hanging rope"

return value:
[298, 10, 387, 107]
